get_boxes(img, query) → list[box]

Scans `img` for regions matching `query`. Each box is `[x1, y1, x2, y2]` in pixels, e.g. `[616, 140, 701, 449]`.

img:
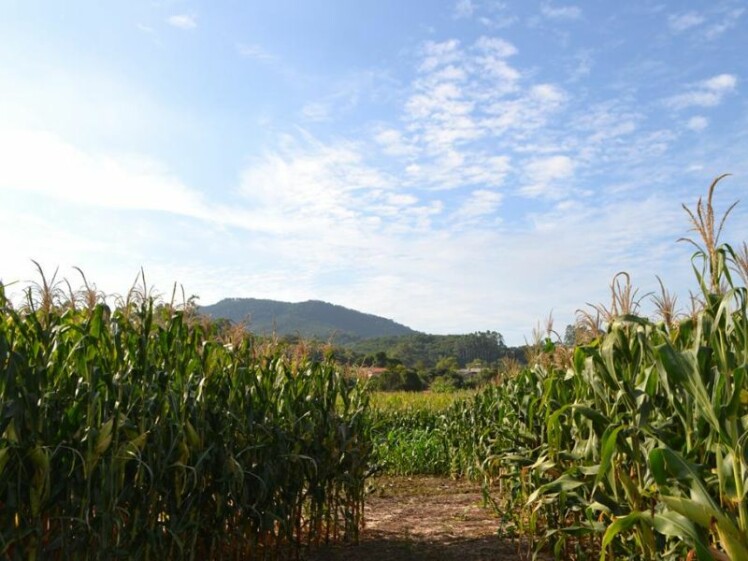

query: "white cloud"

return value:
[521, 155, 575, 198]
[668, 11, 705, 32]
[481, 83, 567, 136]
[167, 14, 197, 30]
[236, 43, 276, 62]
[0, 62, 189, 145]
[568, 50, 593, 81]
[301, 102, 331, 122]
[667, 8, 744, 39]
[570, 102, 641, 159]
[704, 8, 744, 40]
[703, 74, 738, 91]
[383, 35, 572, 191]
[386, 193, 419, 206]
[665, 74, 737, 109]
[473, 37, 520, 83]
[374, 128, 418, 157]
[0, 130, 300, 237]
[0, 129, 205, 216]
[136, 23, 155, 35]
[479, 15, 519, 29]
[530, 83, 566, 105]
[454, 0, 475, 19]
[473, 36, 518, 58]
[325, 191, 702, 345]
[686, 115, 709, 131]
[0, 130, 722, 345]
[454, 189, 504, 220]
[540, 3, 582, 20]
[294, 69, 392, 126]
[419, 39, 463, 72]
[235, 135, 448, 239]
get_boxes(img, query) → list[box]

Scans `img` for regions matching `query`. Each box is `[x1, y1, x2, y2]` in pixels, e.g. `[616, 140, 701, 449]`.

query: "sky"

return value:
[1, 1, 747, 344]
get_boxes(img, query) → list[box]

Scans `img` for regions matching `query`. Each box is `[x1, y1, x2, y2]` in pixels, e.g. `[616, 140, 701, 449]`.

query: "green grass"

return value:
[370, 390, 475, 413]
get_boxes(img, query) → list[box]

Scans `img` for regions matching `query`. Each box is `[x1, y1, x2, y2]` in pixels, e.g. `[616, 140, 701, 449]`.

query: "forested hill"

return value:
[199, 298, 418, 340]
[347, 331, 513, 368]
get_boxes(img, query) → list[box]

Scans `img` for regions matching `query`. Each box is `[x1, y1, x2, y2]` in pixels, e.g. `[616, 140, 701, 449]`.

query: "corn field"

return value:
[3, 176, 748, 561]
[371, 177, 748, 560]
[0, 276, 370, 560]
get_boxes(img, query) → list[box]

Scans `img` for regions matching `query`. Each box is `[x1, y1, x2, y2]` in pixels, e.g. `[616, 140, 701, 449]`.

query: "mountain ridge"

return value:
[199, 297, 418, 340]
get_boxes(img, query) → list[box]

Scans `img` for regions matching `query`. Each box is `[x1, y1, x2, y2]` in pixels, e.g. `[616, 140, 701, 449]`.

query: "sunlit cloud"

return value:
[521, 155, 575, 199]
[453, 0, 475, 19]
[166, 14, 197, 30]
[301, 102, 331, 122]
[136, 23, 156, 35]
[540, 3, 582, 21]
[453, 189, 504, 221]
[668, 11, 705, 32]
[236, 43, 276, 62]
[704, 8, 744, 40]
[686, 115, 709, 132]
[665, 74, 737, 110]
[0, 129, 205, 216]
[374, 128, 419, 158]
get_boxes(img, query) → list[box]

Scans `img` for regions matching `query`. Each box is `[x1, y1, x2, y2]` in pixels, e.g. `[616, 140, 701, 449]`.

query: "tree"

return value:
[434, 356, 460, 375]
[368, 365, 425, 391]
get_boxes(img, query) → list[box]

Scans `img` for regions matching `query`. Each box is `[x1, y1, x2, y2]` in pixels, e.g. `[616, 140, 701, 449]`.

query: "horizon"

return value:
[2, 1, 747, 345]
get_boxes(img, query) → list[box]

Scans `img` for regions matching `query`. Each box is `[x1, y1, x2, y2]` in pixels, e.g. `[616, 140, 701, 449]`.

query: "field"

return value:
[0, 277, 369, 560]
[366, 177, 748, 560]
[3, 177, 748, 560]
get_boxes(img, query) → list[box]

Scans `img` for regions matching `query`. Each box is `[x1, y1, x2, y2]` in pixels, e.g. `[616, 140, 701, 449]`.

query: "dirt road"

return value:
[304, 476, 539, 561]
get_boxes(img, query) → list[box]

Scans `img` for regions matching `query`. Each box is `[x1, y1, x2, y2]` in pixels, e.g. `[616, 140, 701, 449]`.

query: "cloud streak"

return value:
[167, 14, 197, 30]
[453, 0, 475, 19]
[668, 11, 705, 32]
[236, 43, 276, 62]
[540, 3, 582, 20]
[665, 74, 737, 110]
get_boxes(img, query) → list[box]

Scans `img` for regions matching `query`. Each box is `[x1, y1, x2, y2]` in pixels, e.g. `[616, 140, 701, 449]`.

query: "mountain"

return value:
[199, 298, 418, 340]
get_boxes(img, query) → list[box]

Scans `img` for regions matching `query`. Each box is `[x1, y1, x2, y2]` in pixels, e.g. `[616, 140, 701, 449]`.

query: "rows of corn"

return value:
[0, 278, 370, 560]
[489, 179, 748, 560]
[369, 391, 477, 476]
[372, 178, 748, 560]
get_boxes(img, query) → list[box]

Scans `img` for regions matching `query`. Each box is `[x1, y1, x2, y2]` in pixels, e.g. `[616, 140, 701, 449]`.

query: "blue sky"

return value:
[1, 1, 747, 344]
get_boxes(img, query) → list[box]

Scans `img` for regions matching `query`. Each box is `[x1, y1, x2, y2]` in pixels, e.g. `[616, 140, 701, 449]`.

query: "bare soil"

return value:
[303, 476, 544, 561]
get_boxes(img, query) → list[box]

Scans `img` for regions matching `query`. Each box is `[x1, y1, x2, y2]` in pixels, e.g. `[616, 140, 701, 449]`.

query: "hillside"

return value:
[199, 298, 418, 340]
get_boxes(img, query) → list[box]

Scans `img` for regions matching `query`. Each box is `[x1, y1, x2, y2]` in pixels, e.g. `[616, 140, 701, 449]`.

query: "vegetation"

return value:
[349, 331, 516, 369]
[3, 177, 747, 560]
[369, 391, 475, 476]
[199, 298, 416, 341]
[200, 301, 518, 393]
[371, 177, 748, 560]
[0, 274, 370, 560]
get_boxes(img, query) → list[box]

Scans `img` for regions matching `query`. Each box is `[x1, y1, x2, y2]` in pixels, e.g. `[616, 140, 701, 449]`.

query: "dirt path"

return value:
[304, 476, 541, 561]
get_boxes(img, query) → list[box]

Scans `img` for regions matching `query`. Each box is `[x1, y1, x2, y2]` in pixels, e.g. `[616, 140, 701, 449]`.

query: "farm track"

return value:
[304, 476, 542, 561]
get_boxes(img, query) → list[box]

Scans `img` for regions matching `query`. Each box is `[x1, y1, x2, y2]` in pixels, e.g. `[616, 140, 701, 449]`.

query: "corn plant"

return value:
[0, 275, 370, 560]
[365, 176, 748, 560]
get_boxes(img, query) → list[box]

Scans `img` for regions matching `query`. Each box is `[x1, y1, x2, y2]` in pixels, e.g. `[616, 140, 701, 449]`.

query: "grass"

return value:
[370, 390, 475, 413]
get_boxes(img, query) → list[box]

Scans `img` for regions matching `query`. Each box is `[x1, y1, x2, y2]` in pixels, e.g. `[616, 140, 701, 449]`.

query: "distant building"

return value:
[354, 366, 389, 379]
[457, 367, 483, 380]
